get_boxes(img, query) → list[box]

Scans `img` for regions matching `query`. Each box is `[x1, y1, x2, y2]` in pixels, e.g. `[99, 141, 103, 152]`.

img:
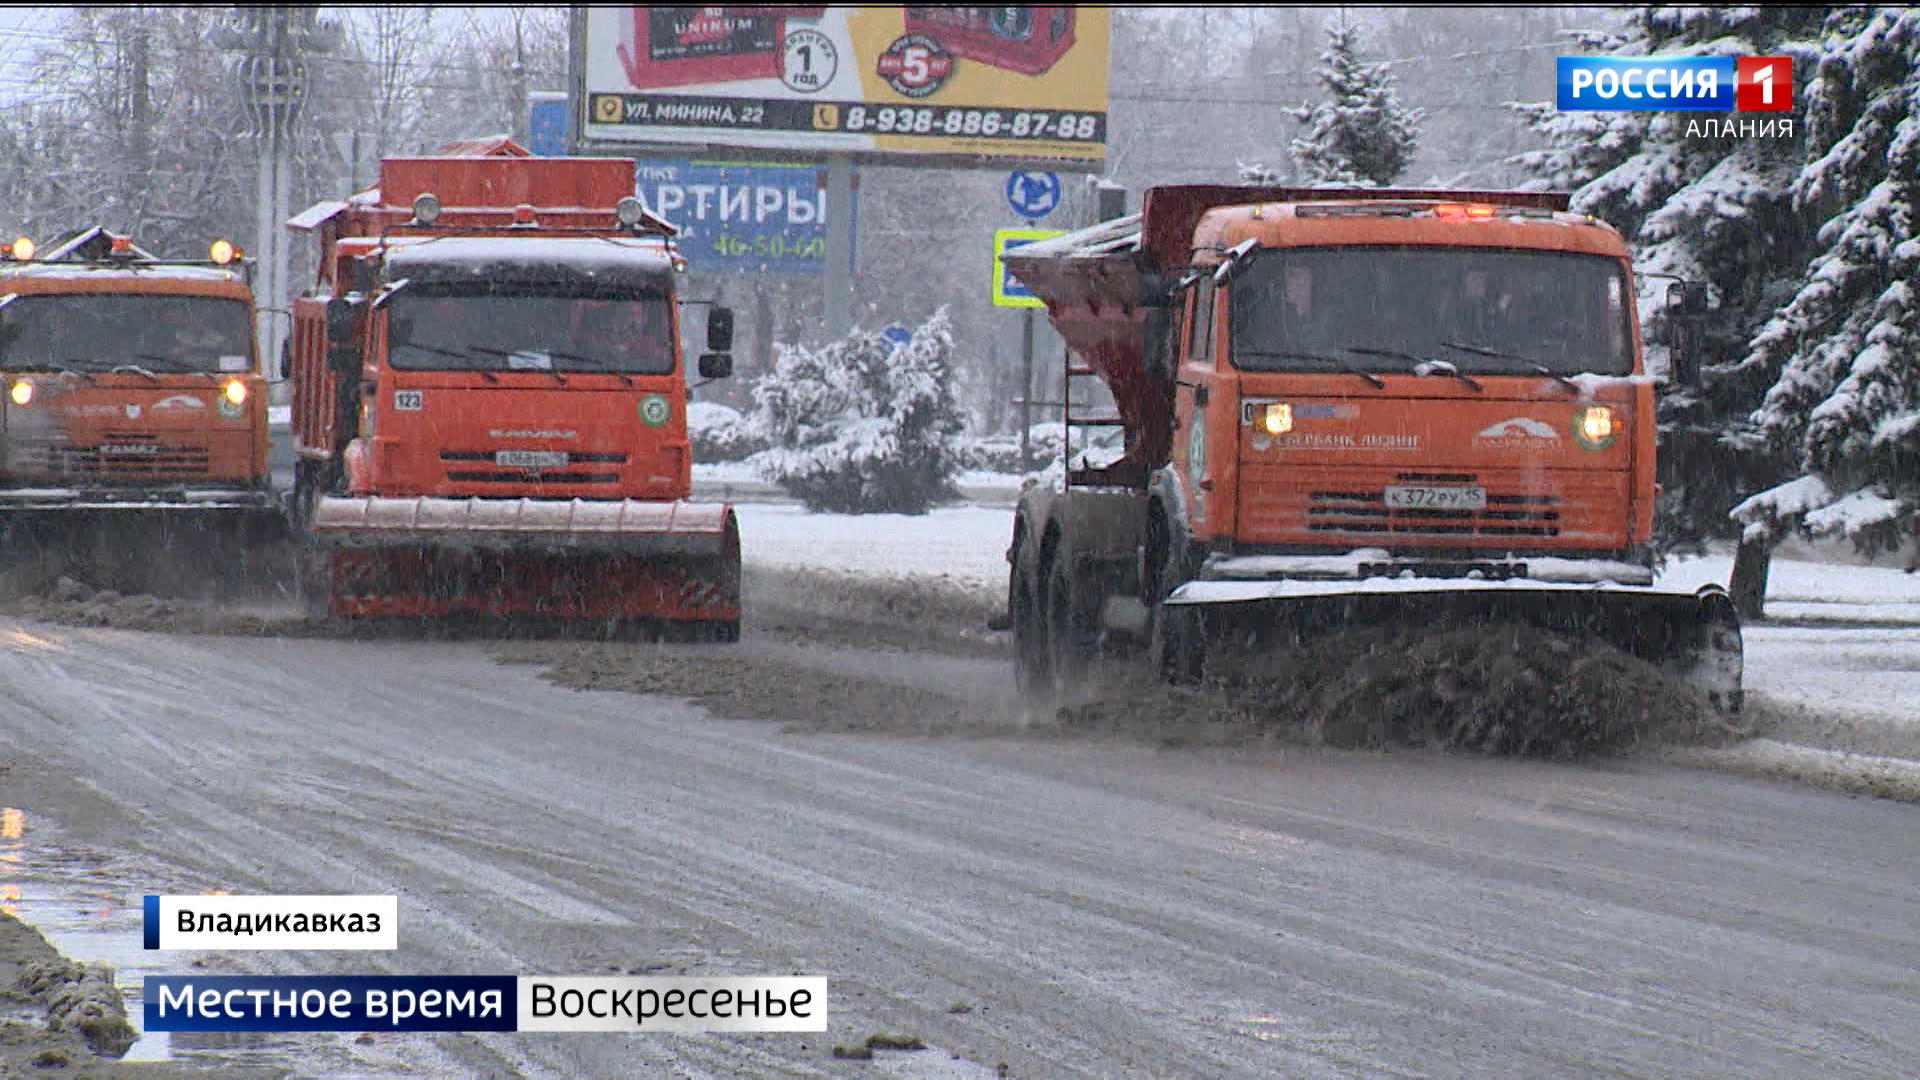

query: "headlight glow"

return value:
[1261, 402, 1293, 435]
[222, 379, 248, 406]
[8, 379, 32, 406]
[1575, 404, 1617, 448]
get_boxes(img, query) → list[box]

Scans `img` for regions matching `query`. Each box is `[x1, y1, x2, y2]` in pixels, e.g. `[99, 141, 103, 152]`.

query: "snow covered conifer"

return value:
[1510, 8, 1823, 575]
[751, 308, 966, 515]
[1736, 9, 1920, 558]
[1287, 20, 1422, 187]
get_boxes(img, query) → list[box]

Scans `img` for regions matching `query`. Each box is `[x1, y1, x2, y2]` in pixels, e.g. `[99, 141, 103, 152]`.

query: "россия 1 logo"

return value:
[1557, 56, 1792, 111]
[1557, 56, 1792, 138]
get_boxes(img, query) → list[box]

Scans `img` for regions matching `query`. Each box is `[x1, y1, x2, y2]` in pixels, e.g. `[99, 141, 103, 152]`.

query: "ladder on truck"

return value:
[1060, 347, 1135, 489]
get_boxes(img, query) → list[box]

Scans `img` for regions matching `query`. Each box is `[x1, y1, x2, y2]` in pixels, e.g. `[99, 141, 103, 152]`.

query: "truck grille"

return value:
[11, 432, 211, 479]
[1308, 475, 1561, 538]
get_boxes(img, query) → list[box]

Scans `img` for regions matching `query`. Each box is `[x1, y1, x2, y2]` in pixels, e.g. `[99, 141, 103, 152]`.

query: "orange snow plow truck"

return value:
[0, 227, 277, 577]
[284, 137, 740, 635]
[1002, 185, 1742, 710]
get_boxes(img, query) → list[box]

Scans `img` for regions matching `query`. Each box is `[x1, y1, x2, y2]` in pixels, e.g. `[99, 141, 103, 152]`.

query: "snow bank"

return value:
[1665, 739, 1920, 803]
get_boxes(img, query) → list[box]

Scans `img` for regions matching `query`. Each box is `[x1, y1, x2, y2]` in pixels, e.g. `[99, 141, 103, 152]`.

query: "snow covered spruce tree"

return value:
[1734, 9, 1920, 563]
[1287, 19, 1423, 187]
[1511, 8, 1824, 610]
[751, 309, 966, 515]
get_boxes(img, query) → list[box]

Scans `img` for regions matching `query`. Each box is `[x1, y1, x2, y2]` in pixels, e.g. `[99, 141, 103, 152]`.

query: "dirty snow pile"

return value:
[1067, 624, 1743, 759]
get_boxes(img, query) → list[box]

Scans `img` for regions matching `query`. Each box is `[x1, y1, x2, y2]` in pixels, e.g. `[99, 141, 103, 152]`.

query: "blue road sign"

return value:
[992, 228, 1064, 307]
[1005, 171, 1062, 220]
[880, 324, 913, 350]
[528, 96, 568, 156]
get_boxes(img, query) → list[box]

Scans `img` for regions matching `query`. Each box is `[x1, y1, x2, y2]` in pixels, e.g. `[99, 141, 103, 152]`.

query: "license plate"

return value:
[1385, 484, 1486, 510]
[495, 450, 567, 468]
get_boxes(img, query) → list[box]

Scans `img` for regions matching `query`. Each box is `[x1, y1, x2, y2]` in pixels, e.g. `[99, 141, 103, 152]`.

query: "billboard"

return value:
[578, 6, 1109, 167]
[635, 158, 849, 275]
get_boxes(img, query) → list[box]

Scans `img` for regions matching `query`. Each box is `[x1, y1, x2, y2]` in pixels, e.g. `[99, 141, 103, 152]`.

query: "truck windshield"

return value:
[1229, 246, 1633, 376]
[0, 294, 253, 373]
[386, 289, 675, 375]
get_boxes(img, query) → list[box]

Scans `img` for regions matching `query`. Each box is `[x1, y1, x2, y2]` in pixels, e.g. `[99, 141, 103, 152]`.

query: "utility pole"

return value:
[125, 20, 151, 236]
[215, 6, 336, 390]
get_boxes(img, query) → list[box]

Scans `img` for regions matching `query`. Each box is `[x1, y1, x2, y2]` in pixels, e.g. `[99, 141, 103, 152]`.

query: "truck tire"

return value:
[1145, 504, 1204, 683]
[1151, 602, 1204, 684]
[1044, 551, 1092, 694]
[1011, 534, 1051, 698]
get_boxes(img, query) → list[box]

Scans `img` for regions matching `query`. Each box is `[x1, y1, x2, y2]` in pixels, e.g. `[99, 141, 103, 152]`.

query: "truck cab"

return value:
[1167, 196, 1656, 583]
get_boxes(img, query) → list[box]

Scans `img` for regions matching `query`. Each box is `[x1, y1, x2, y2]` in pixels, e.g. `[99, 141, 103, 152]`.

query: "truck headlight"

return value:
[222, 379, 248, 406]
[8, 379, 32, 406]
[1574, 404, 1616, 448]
[1260, 402, 1292, 435]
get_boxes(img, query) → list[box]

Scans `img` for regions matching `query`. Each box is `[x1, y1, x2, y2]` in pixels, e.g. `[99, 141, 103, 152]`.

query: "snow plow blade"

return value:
[1163, 579, 1743, 712]
[305, 496, 740, 628]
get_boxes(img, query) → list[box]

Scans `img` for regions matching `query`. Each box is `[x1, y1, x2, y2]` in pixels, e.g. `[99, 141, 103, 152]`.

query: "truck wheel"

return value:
[1012, 560, 1050, 698]
[1151, 602, 1205, 684]
[1044, 552, 1092, 695]
[294, 542, 331, 620]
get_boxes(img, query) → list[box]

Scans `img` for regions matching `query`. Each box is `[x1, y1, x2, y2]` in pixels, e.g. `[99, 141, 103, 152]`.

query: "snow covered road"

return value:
[2, 619, 1917, 1078]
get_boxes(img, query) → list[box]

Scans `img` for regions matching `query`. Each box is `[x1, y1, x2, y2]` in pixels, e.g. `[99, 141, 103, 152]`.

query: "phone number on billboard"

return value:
[709, 233, 826, 260]
[836, 106, 1104, 142]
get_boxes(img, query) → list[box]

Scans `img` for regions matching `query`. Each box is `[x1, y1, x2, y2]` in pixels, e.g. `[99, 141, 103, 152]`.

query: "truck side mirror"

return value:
[1665, 281, 1707, 390]
[706, 306, 735, 353]
[325, 296, 358, 344]
[698, 305, 734, 378]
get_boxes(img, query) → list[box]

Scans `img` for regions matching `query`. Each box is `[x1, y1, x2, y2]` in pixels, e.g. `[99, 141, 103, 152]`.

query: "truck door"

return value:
[1169, 278, 1214, 534]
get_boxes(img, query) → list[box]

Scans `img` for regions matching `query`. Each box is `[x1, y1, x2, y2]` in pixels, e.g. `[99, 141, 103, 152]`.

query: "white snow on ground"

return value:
[1658, 552, 1920, 623]
[696, 460, 762, 486]
[696, 462, 1027, 503]
[1742, 624, 1920, 731]
[735, 503, 1012, 587]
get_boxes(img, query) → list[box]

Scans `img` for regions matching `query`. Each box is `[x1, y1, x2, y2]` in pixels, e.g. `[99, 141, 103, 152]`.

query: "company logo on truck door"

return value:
[638, 394, 671, 427]
[1474, 416, 1562, 452]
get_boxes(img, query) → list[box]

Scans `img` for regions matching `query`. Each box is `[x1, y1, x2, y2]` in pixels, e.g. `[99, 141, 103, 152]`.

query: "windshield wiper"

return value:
[1239, 349, 1385, 388]
[396, 341, 499, 382]
[549, 350, 638, 387]
[1440, 341, 1578, 394]
[1346, 346, 1482, 392]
